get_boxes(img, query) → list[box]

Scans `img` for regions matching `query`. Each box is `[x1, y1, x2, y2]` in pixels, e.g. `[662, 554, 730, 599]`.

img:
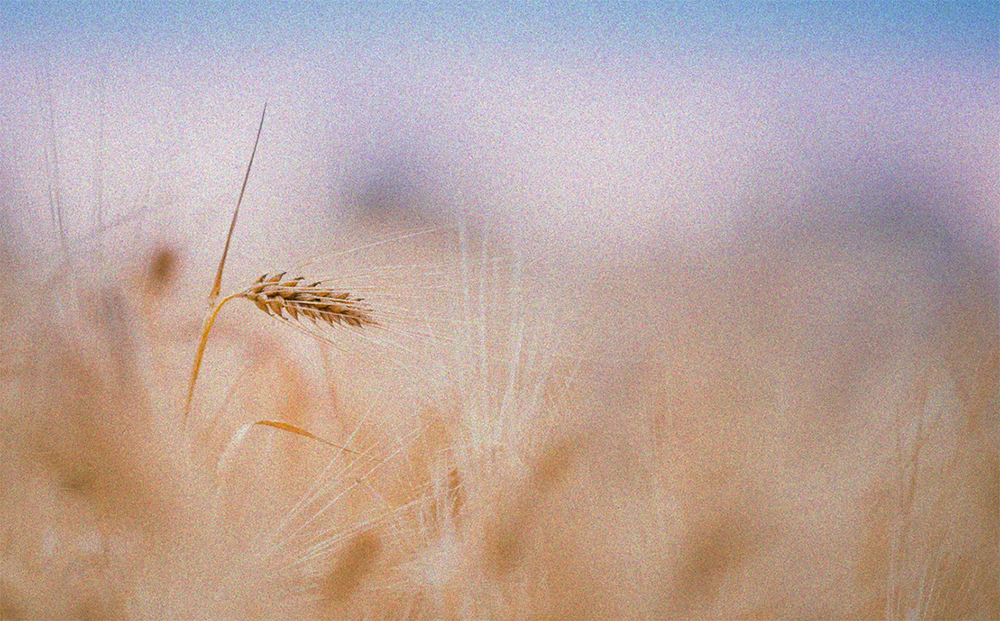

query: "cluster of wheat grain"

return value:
[240, 272, 377, 329]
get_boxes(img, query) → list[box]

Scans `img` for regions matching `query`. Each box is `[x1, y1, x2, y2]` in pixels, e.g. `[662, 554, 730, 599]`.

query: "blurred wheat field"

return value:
[1, 5, 998, 620]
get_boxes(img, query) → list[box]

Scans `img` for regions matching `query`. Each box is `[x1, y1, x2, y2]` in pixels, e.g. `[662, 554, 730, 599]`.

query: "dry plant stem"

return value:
[183, 291, 370, 460]
[187, 103, 265, 421]
[184, 292, 239, 422]
[183, 105, 378, 455]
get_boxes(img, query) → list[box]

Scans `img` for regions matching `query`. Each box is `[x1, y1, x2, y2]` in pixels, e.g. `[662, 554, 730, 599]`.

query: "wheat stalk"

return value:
[184, 103, 376, 424]
[182, 104, 384, 463]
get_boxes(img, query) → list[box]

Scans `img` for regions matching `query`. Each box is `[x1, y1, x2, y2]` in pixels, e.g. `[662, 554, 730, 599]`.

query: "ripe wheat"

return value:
[183, 271, 378, 422]
[241, 272, 377, 329]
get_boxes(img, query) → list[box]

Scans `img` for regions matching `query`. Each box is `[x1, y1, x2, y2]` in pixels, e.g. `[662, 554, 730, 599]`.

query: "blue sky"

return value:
[3, 2, 997, 65]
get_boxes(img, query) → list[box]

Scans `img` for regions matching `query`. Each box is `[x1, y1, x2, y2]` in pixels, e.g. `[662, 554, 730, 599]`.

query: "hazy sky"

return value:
[1, 2, 996, 259]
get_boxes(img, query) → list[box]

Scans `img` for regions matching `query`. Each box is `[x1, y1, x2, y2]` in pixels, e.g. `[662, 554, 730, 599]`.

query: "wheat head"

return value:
[184, 272, 378, 422]
[240, 272, 378, 329]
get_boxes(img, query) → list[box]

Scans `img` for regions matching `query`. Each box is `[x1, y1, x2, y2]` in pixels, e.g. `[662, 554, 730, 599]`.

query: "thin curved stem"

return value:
[184, 292, 240, 422]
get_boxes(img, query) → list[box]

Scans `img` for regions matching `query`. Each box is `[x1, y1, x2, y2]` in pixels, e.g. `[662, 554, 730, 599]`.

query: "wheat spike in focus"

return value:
[183, 271, 378, 421]
[240, 272, 377, 329]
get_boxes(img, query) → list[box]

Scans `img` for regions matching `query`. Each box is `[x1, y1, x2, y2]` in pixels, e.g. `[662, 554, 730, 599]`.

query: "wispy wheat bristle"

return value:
[240, 273, 378, 329]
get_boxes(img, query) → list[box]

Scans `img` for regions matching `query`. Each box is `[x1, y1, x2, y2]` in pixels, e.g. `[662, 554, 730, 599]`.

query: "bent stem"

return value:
[184, 292, 239, 422]
[188, 103, 266, 422]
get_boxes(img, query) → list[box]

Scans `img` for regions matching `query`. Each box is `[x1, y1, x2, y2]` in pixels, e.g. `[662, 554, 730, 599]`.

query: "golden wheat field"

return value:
[1, 5, 997, 620]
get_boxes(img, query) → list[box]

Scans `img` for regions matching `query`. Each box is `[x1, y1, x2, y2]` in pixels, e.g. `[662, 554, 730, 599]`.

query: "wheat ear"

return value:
[183, 274, 378, 421]
[241, 272, 378, 329]
[182, 103, 378, 464]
